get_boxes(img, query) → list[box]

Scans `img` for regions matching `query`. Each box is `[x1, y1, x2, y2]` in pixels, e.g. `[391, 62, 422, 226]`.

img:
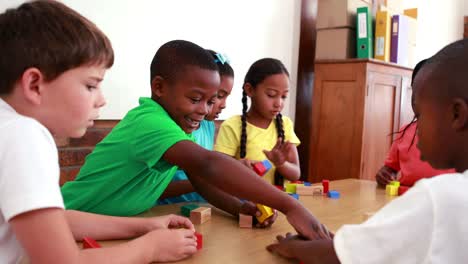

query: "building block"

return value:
[83, 237, 101, 249]
[190, 207, 211, 224]
[322, 179, 329, 193]
[274, 185, 284, 191]
[256, 204, 274, 223]
[398, 185, 410, 196]
[362, 212, 375, 221]
[327, 190, 340, 199]
[287, 193, 299, 200]
[291, 180, 304, 184]
[304, 181, 312, 186]
[195, 232, 203, 250]
[285, 183, 297, 193]
[181, 204, 199, 217]
[252, 160, 272, 176]
[296, 185, 323, 196]
[386, 184, 398, 196]
[239, 213, 253, 228]
[390, 181, 400, 187]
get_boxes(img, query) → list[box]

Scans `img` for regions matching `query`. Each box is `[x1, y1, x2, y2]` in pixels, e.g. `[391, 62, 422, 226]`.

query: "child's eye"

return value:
[208, 99, 216, 106]
[86, 85, 97, 91]
[267, 94, 275, 98]
[190, 98, 201, 104]
[281, 95, 288, 99]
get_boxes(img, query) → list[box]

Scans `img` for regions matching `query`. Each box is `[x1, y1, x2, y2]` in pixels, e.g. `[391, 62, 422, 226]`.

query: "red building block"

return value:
[322, 179, 329, 194]
[274, 185, 284, 191]
[195, 232, 203, 250]
[83, 237, 101, 249]
[253, 160, 272, 176]
[398, 185, 410, 196]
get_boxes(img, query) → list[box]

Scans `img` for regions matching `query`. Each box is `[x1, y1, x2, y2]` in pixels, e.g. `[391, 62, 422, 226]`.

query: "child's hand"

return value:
[375, 166, 397, 187]
[286, 205, 333, 240]
[146, 228, 197, 262]
[148, 214, 195, 231]
[266, 232, 305, 259]
[239, 201, 278, 228]
[263, 138, 294, 167]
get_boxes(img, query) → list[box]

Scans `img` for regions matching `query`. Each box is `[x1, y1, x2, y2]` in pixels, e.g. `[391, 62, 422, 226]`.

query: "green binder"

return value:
[356, 6, 373, 58]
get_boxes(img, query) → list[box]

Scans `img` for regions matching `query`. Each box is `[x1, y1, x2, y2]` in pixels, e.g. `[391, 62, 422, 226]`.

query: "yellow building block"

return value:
[285, 183, 296, 193]
[390, 181, 400, 187]
[256, 204, 274, 223]
[386, 184, 398, 196]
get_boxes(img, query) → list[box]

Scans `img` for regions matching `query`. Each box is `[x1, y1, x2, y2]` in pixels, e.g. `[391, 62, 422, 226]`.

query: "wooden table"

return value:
[97, 179, 396, 263]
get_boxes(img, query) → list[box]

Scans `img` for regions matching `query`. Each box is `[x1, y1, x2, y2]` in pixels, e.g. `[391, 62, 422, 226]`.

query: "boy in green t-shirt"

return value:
[61, 40, 329, 240]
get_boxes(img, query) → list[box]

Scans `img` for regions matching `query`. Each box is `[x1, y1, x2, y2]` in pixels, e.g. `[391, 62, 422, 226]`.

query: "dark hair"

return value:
[0, 0, 114, 94]
[240, 58, 289, 185]
[206, 49, 234, 78]
[150, 40, 219, 85]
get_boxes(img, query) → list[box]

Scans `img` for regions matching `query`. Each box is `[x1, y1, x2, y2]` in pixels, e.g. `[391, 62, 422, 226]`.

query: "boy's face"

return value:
[413, 70, 454, 169]
[205, 75, 234, 121]
[154, 66, 220, 133]
[40, 65, 107, 138]
[246, 73, 289, 120]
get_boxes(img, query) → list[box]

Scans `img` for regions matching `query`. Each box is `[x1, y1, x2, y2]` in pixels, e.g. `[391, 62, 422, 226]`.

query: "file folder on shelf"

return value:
[356, 6, 373, 58]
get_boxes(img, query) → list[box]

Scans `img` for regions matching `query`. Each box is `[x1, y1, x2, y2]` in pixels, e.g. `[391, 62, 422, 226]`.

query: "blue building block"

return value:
[288, 193, 299, 200]
[327, 190, 340, 199]
[304, 181, 312, 186]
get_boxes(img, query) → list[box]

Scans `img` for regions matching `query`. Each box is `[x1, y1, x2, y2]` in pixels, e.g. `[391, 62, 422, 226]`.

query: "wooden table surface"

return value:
[96, 179, 396, 263]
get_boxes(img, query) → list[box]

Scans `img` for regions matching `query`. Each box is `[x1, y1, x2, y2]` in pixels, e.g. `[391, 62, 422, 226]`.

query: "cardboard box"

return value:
[317, 0, 372, 29]
[316, 27, 356, 60]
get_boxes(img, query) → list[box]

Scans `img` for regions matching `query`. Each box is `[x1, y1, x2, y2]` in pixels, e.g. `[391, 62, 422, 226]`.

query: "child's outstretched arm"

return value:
[11, 208, 197, 263]
[64, 210, 195, 240]
[266, 233, 340, 264]
[163, 140, 330, 239]
[263, 138, 301, 181]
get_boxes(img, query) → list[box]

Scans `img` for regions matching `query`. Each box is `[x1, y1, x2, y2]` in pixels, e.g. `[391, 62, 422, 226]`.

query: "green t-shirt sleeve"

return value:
[283, 116, 301, 146]
[131, 114, 194, 167]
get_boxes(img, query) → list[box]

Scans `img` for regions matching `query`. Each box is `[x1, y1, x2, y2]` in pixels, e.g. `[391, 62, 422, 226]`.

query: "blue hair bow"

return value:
[214, 53, 230, 65]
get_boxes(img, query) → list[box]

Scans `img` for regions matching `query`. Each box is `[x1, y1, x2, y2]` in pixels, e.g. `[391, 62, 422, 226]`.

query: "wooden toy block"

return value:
[285, 183, 297, 193]
[327, 190, 340, 199]
[296, 185, 323, 196]
[390, 181, 400, 187]
[253, 160, 272, 176]
[312, 186, 324, 196]
[322, 179, 329, 193]
[239, 213, 253, 228]
[83, 237, 101, 249]
[256, 204, 274, 223]
[362, 212, 375, 221]
[195, 232, 203, 250]
[190, 207, 211, 224]
[386, 184, 398, 196]
[181, 204, 199, 217]
[398, 185, 409, 196]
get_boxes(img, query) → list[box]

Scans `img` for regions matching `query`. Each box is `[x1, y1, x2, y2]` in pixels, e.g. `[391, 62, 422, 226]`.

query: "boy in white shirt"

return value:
[267, 38, 468, 263]
[0, 1, 198, 263]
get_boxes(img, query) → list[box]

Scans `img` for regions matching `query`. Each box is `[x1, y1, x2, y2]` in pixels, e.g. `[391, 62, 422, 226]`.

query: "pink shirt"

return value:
[384, 122, 455, 186]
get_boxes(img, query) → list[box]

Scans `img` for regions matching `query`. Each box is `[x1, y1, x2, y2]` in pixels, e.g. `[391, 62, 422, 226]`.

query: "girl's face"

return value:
[246, 73, 289, 120]
[205, 75, 234, 121]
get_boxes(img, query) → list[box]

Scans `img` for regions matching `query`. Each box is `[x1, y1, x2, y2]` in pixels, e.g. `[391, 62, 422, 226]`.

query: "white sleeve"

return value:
[333, 183, 434, 264]
[0, 118, 64, 221]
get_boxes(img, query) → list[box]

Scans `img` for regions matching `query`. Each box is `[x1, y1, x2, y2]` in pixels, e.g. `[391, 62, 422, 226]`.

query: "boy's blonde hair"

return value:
[0, 0, 114, 94]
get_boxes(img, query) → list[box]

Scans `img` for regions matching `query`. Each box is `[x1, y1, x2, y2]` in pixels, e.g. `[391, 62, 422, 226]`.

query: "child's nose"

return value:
[95, 90, 106, 108]
[197, 102, 210, 115]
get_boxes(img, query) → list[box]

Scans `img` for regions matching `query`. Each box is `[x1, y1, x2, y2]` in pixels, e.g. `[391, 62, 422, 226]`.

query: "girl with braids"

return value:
[158, 49, 235, 204]
[215, 58, 301, 185]
[375, 59, 454, 187]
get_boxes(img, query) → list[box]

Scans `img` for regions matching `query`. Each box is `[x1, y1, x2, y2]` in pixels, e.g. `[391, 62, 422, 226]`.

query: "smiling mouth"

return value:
[185, 117, 201, 129]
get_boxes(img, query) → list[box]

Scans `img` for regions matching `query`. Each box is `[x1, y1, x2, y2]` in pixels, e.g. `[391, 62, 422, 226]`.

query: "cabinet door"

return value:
[361, 71, 402, 180]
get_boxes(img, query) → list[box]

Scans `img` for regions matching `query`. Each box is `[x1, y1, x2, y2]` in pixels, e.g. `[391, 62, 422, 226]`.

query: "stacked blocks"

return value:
[253, 160, 272, 176]
[256, 204, 274, 223]
[322, 179, 329, 193]
[327, 190, 340, 199]
[83, 237, 101, 249]
[181, 204, 199, 217]
[386, 181, 400, 196]
[190, 207, 211, 224]
[239, 213, 253, 228]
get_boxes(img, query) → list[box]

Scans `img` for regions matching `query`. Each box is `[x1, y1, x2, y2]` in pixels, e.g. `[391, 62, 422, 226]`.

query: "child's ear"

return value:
[244, 83, 254, 97]
[20, 68, 44, 105]
[151, 76, 166, 98]
[451, 98, 468, 130]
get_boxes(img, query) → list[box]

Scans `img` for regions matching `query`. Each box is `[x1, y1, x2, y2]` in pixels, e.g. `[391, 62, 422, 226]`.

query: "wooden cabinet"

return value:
[309, 59, 412, 183]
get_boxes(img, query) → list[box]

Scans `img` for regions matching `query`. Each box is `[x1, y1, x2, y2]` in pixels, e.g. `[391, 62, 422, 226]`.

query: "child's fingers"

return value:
[180, 229, 196, 239]
[168, 215, 195, 230]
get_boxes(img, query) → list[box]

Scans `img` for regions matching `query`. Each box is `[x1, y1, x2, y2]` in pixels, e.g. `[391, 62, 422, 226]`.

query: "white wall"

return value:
[1, 0, 301, 121]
